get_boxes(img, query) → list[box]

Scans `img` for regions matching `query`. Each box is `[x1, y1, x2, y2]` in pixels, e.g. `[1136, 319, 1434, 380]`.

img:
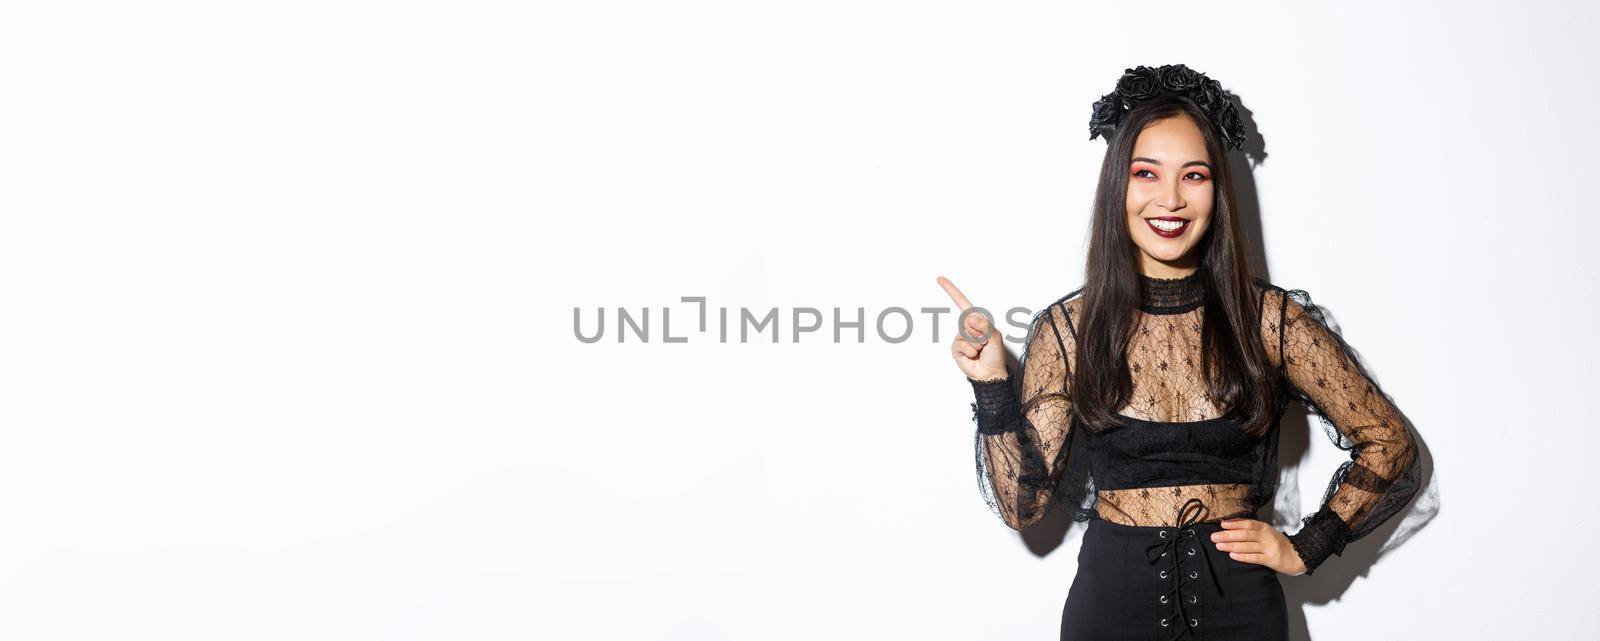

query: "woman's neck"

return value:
[1137, 270, 1207, 314]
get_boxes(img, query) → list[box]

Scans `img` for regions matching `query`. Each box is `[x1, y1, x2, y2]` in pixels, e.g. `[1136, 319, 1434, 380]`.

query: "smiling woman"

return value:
[1125, 117, 1216, 272]
[940, 64, 1422, 641]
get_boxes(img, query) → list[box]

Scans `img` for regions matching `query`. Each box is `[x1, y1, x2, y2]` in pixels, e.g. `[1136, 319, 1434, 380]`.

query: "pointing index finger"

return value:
[936, 275, 974, 311]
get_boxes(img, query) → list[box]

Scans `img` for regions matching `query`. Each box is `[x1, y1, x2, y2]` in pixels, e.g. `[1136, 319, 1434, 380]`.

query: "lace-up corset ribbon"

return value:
[1144, 498, 1226, 640]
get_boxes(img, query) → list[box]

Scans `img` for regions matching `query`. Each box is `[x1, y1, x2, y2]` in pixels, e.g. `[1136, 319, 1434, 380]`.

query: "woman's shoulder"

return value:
[1044, 285, 1086, 316]
[1248, 278, 1341, 339]
[1248, 277, 1317, 313]
[1250, 276, 1293, 295]
[1026, 286, 1086, 337]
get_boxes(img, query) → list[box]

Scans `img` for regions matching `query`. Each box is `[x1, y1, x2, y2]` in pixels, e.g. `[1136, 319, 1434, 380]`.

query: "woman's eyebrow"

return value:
[1130, 156, 1213, 170]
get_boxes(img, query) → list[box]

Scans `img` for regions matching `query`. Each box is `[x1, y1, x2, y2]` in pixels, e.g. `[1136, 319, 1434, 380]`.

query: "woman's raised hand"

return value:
[937, 276, 1009, 382]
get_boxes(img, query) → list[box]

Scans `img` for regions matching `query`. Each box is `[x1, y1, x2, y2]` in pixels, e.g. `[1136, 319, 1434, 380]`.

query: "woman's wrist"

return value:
[968, 371, 1020, 434]
[1284, 508, 1352, 576]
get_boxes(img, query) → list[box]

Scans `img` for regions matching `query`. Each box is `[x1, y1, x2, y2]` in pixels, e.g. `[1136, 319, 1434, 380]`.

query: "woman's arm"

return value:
[969, 303, 1075, 530]
[1275, 288, 1422, 575]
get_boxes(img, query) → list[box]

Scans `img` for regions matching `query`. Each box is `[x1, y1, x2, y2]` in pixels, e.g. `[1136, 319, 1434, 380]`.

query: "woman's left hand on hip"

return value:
[1210, 518, 1307, 576]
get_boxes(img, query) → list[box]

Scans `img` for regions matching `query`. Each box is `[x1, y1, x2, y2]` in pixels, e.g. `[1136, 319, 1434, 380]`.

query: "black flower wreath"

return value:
[1088, 64, 1247, 151]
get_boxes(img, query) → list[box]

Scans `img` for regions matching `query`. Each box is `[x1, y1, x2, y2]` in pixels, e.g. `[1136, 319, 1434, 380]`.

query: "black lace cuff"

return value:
[1286, 507, 1352, 576]
[968, 372, 1020, 435]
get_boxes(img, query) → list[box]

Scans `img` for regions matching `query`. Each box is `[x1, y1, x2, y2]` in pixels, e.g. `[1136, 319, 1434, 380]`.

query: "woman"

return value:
[936, 64, 1422, 641]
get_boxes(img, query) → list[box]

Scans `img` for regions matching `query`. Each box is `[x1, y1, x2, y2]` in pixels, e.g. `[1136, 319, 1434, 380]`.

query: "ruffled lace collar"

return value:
[1137, 270, 1206, 314]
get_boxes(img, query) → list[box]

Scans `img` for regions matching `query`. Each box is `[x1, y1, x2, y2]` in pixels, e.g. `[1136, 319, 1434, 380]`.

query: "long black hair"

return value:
[1071, 93, 1280, 437]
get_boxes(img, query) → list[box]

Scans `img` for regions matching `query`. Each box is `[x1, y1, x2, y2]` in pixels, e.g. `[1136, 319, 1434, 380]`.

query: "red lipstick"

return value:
[1145, 216, 1190, 238]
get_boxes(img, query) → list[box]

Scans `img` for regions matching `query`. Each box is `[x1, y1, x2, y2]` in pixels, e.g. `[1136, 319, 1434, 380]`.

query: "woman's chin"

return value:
[1137, 246, 1194, 264]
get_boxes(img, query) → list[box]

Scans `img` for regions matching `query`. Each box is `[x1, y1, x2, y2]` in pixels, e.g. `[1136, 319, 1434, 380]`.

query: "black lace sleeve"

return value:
[1276, 288, 1422, 575]
[968, 302, 1075, 530]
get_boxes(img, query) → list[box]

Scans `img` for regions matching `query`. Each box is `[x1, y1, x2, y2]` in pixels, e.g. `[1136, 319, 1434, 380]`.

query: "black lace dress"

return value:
[966, 271, 1421, 640]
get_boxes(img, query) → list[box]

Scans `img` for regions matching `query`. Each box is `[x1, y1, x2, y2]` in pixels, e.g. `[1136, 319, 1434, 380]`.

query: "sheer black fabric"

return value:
[968, 272, 1421, 575]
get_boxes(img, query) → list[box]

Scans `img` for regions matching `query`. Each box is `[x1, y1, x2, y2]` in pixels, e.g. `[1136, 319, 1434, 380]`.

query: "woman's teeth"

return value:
[1149, 219, 1186, 231]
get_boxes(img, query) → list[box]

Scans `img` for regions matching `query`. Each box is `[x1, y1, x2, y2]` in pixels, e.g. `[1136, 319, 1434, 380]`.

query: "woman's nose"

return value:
[1160, 180, 1186, 211]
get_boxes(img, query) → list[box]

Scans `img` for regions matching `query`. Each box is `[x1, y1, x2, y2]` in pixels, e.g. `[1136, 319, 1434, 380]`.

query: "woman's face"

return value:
[1124, 114, 1215, 277]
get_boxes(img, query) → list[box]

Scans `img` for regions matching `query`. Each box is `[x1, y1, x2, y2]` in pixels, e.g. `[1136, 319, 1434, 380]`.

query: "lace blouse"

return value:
[966, 271, 1422, 575]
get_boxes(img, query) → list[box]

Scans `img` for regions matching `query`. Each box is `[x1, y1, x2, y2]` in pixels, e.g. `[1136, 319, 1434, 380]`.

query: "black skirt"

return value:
[1060, 499, 1288, 641]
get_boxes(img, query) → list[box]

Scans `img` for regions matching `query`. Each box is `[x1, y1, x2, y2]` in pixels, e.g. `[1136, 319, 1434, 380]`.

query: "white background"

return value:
[2, 1, 1594, 639]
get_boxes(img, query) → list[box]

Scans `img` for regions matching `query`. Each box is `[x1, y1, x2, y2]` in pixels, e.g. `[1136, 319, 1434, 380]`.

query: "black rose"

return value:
[1088, 64, 1249, 154]
[1088, 92, 1125, 141]
[1215, 101, 1246, 150]
[1158, 64, 1203, 92]
[1190, 78, 1222, 111]
[1115, 66, 1161, 101]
